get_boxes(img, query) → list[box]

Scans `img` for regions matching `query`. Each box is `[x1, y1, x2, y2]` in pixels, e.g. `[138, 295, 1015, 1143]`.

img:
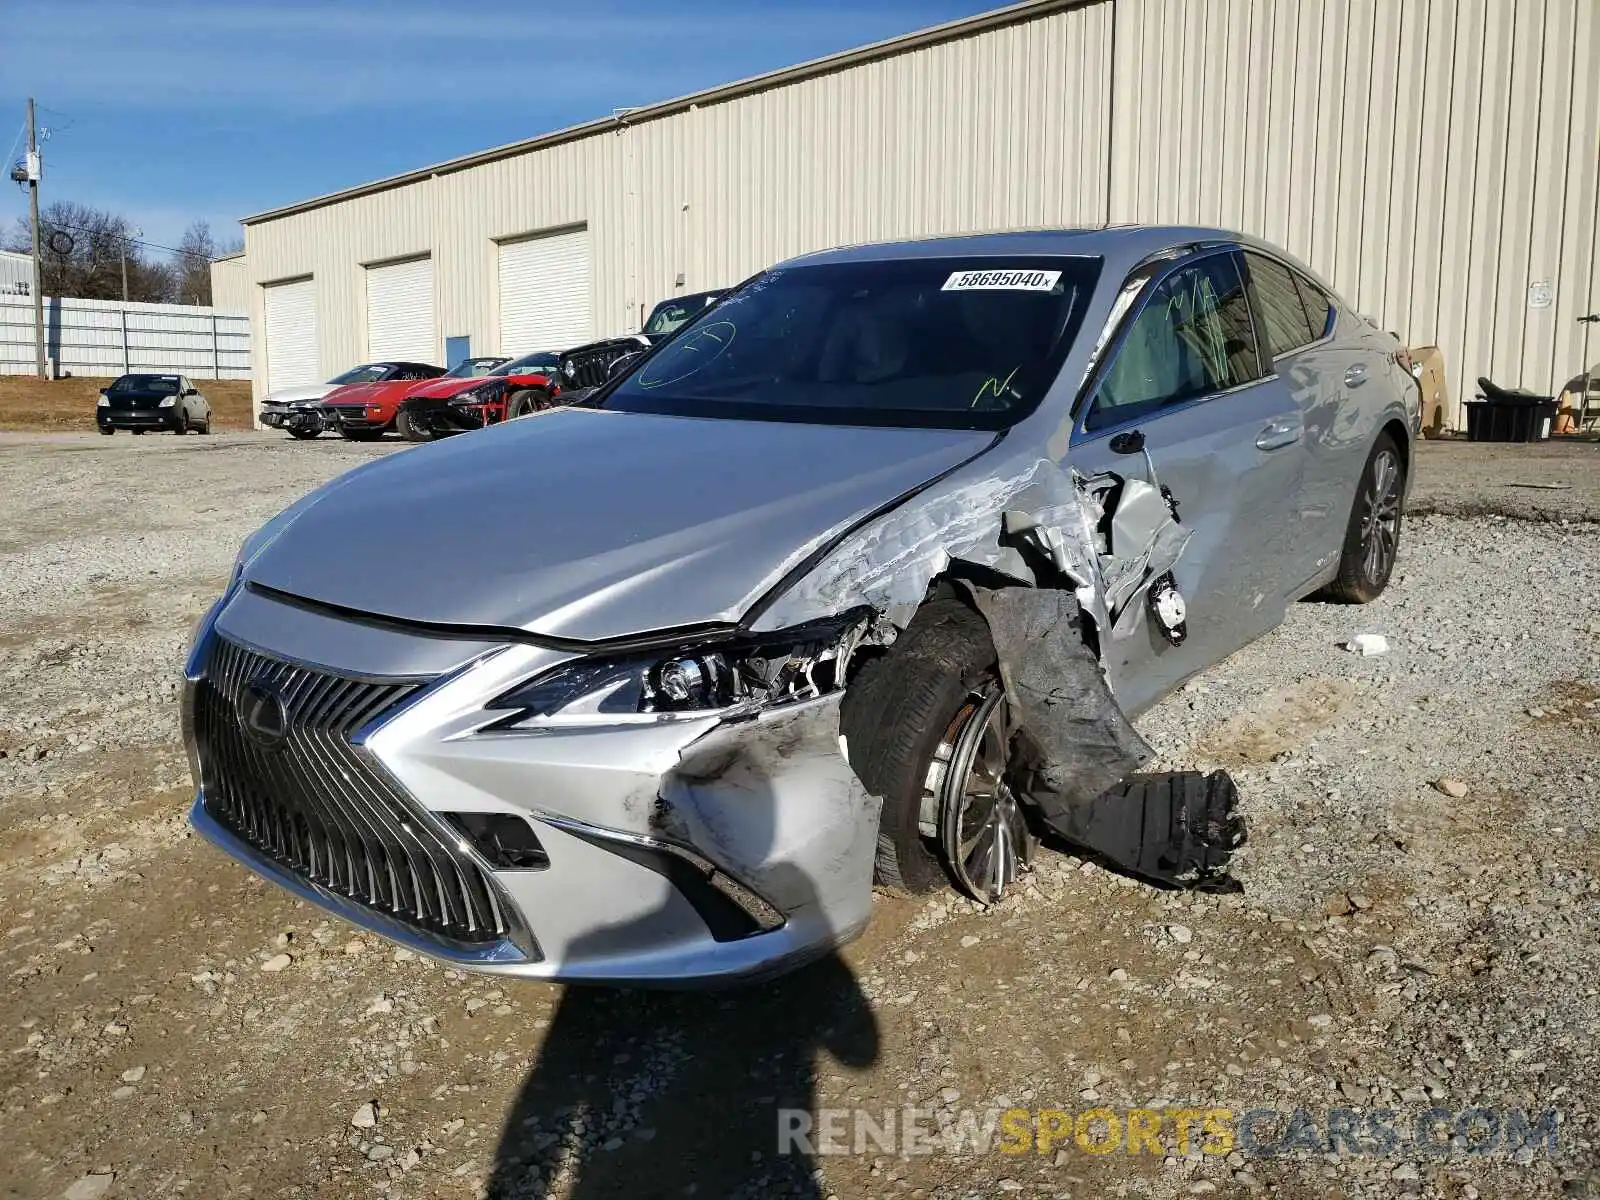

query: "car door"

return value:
[1067, 249, 1310, 715]
[1240, 251, 1352, 591]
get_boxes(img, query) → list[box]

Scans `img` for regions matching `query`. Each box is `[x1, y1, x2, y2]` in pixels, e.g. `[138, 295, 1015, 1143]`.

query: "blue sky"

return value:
[1, 0, 993, 257]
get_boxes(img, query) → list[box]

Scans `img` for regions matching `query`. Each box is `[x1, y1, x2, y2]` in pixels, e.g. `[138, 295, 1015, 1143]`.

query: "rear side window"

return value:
[1087, 253, 1262, 429]
[1244, 252, 1316, 357]
[1294, 274, 1333, 340]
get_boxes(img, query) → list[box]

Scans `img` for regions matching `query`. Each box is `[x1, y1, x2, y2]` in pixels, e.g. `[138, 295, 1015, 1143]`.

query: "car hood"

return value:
[403, 376, 499, 401]
[241, 408, 995, 641]
[264, 382, 335, 406]
[323, 380, 416, 407]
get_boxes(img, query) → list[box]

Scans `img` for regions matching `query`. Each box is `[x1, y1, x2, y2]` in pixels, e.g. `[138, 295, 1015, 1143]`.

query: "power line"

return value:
[2, 119, 24, 175]
[41, 219, 224, 262]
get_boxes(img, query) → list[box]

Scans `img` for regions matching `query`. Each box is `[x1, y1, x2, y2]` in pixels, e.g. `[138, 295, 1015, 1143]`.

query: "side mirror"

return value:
[607, 350, 644, 380]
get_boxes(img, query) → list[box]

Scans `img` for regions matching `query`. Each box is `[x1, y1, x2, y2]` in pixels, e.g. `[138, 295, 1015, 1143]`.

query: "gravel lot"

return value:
[1, 431, 1597, 1200]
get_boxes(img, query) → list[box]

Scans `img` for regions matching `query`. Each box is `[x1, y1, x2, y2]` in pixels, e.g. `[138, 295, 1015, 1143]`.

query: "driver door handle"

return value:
[1256, 417, 1303, 451]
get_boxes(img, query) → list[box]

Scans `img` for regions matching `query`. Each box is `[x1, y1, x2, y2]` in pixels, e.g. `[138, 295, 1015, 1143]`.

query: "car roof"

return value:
[784, 224, 1243, 275]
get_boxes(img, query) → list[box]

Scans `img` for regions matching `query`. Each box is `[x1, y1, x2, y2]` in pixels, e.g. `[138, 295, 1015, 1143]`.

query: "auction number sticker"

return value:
[942, 269, 1061, 292]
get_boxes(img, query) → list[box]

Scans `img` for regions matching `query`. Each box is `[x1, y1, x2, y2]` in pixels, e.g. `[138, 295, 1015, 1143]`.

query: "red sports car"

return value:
[395, 351, 563, 440]
[320, 360, 450, 440]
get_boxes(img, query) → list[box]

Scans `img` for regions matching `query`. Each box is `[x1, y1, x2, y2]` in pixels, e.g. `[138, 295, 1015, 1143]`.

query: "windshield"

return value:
[329, 364, 390, 385]
[445, 356, 508, 378]
[603, 257, 1102, 429]
[111, 374, 180, 394]
[492, 351, 559, 376]
[643, 297, 710, 337]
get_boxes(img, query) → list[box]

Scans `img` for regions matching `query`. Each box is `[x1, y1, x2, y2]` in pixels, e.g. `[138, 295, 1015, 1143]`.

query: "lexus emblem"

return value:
[240, 677, 290, 750]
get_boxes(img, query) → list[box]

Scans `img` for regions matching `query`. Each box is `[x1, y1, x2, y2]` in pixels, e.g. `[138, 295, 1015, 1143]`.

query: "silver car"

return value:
[182, 227, 1418, 986]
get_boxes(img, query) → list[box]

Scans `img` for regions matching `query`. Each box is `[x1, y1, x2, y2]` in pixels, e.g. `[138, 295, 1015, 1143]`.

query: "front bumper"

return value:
[409, 402, 489, 436]
[181, 587, 878, 986]
[98, 407, 181, 430]
[325, 406, 387, 432]
[260, 405, 328, 434]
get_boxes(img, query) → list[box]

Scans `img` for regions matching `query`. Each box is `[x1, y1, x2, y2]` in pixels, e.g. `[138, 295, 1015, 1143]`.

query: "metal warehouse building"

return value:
[227, 0, 1600, 428]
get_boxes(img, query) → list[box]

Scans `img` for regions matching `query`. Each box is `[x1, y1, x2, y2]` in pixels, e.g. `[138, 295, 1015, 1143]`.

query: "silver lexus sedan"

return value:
[183, 226, 1418, 986]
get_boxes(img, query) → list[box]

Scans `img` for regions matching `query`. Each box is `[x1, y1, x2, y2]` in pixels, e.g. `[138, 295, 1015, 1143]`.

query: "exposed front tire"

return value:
[340, 428, 386, 442]
[287, 427, 320, 440]
[1323, 432, 1405, 603]
[172, 413, 188, 435]
[396, 410, 432, 442]
[842, 597, 1034, 901]
[98, 427, 114, 436]
[506, 389, 542, 419]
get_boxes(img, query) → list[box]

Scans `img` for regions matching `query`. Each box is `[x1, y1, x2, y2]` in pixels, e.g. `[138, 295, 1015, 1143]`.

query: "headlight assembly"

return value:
[485, 613, 870, 728]
[158, 396, 177, 408]
[450, 383, 501, 406]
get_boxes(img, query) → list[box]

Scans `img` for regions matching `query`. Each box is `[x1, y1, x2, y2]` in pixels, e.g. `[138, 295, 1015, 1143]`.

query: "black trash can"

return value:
[1466, 383, 1559, 443]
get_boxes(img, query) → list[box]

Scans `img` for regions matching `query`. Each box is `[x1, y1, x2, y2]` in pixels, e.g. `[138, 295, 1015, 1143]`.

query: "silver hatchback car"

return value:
[183, 226, 1417, 986]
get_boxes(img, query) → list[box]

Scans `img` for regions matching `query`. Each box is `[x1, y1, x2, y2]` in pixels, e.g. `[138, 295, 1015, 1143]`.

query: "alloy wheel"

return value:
[929, 686, 1033, 903]
[1360, 449, 1402, 587]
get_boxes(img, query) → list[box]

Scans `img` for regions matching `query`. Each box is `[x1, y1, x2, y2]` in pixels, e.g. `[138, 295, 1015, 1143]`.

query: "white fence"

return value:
[0, 295, 250, 379]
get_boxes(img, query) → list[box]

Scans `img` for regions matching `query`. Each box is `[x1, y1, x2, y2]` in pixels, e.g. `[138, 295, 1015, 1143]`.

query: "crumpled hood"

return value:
[241, 408, 995, 641]
[404, 376, 501, 401]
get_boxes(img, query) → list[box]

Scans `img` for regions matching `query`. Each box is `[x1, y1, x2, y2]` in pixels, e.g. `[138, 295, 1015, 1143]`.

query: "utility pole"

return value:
[26, 98, 44, 379]
[119, 227, 141, 303]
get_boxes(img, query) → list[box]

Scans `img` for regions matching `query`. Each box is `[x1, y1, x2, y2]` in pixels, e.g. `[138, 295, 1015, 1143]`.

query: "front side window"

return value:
[330, 364, 390, 385]
[493, 352, 560, 375]
[445, 357, 508, 378]
[643, 299, 703, 337]
[1087, 253, 1261, 430]
[603, 257, 1103, 430]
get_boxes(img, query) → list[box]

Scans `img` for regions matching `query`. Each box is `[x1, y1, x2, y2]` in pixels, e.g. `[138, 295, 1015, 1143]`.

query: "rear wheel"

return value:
[842, 598, 1034, 900]
[1324, 433, 1405, 603]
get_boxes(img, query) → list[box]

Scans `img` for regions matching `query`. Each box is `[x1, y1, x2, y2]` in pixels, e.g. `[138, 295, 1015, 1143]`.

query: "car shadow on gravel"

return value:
[487, 925, 878, 1199]
[486, 778, 880, 1199]
[487, 942, 877, 1198]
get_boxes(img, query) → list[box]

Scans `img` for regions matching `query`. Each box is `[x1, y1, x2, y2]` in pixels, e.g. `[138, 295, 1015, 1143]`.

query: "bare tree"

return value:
[4, 200, 176, 302]
[174, 219, 215, 305]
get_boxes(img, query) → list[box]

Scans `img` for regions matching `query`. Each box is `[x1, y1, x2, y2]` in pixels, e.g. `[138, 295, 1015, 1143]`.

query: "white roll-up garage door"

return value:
[263, 277, 318, 394]
[498, 229, 593, 354]
[365, 256, 436, 363]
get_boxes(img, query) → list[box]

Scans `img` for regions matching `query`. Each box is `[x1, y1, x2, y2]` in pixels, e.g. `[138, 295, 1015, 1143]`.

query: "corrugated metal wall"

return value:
[239, 0, 1599, 426]
[209, 255, 250, 315]
[1110, 0, 1600, 425]
[0, 295, 250, 378]
[238, 3, 1112, 408]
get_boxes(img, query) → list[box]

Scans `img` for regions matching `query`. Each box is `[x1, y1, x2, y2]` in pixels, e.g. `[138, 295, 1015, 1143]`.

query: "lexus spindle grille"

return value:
[194, 636, 515, 947]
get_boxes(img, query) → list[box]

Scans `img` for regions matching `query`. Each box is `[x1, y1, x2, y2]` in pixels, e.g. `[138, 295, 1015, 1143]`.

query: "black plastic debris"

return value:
[954, 582, 1246, 893]
[1047, 770, 1247, 893]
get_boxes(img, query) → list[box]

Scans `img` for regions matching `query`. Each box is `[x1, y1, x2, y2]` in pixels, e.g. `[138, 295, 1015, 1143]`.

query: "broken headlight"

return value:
[486, 614, 868, 727]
